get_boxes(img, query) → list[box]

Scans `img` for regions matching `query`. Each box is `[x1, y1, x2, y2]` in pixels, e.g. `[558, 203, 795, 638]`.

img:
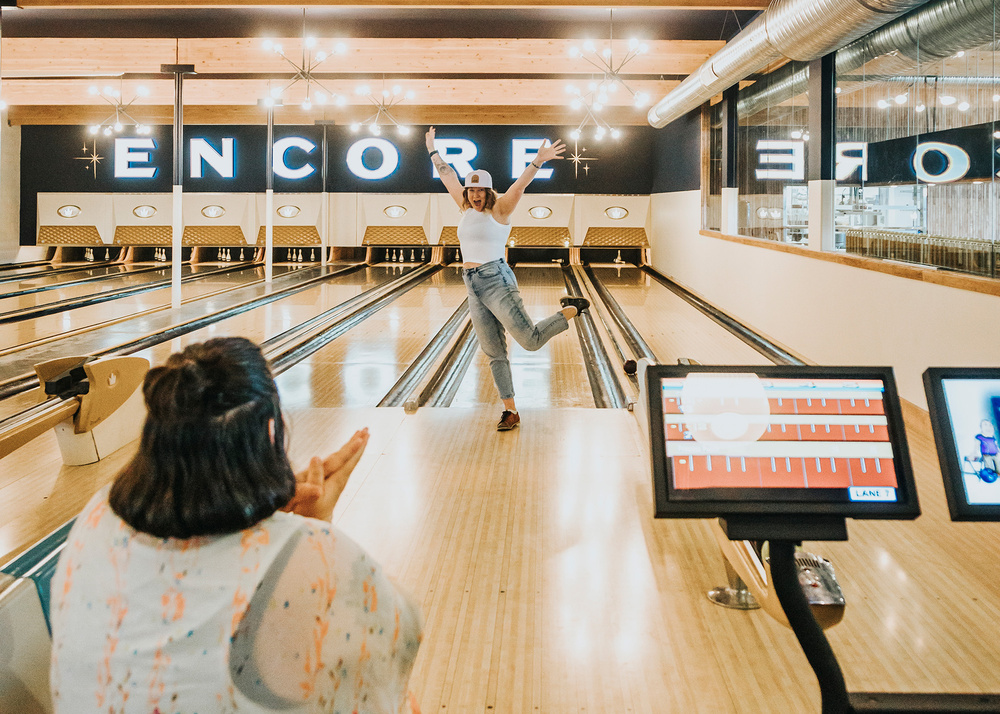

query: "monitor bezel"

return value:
[646, 364, 920, 520]
[923, 367, 1000, 522]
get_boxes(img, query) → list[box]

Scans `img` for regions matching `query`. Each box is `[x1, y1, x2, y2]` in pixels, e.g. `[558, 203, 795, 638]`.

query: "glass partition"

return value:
[735, 60, 811, 244]
[836, 1, 999, 276]
[704, 101, 723, 231]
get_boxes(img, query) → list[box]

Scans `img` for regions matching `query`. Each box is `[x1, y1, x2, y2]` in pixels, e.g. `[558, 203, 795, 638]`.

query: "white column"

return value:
[265, 187, 273, 283]
[721, 187, 739, 235]
[171, 184, 183, 308]
[321, 191, 329, 265]
[808, 179, 836, 252]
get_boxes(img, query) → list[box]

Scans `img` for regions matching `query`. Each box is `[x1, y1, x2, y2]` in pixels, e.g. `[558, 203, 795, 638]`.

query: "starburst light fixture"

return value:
[261, 24, 348, 110]
[565, 12, 650, 141]
[87, 82, 152, 136]
[349, 82, 416, 136]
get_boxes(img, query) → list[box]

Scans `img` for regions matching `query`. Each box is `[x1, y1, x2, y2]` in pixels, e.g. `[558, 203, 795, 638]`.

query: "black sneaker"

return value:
[559, 296, 590, 314]
[497, 410, 520, 431]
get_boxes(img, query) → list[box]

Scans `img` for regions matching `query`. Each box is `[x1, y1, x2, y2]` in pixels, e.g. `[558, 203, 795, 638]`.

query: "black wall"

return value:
[651, 107, 702, 194]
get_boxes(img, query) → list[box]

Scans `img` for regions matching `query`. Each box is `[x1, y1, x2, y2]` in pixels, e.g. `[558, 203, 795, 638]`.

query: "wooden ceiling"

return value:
[0, 4, 763, 127]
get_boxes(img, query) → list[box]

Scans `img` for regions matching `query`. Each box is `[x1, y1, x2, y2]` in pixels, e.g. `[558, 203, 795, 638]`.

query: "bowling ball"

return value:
[980, 467, 999, 484]
[623, 359, 637, 375]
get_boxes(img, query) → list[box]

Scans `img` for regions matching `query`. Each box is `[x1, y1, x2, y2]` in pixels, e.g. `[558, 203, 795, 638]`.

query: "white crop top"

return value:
[457, 208, 510, 264]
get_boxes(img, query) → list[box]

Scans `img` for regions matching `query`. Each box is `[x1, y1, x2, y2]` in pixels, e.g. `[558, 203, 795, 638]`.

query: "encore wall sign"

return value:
[21, 124, 657, 196]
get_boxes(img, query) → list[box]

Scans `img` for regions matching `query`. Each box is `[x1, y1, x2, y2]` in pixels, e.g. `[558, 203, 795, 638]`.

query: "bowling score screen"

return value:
[647, 366, 919, 520]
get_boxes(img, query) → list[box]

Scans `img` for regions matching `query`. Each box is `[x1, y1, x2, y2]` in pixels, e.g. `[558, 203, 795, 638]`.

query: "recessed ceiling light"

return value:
[276, 205, 300, 218]
[57, 205, 81, 218]
[528, 206, 552, 219]
[605, 206, 628, 220]
[132, 205, 156, 218]
[201, 205, 225, 218]
[383, 205, 406, 218]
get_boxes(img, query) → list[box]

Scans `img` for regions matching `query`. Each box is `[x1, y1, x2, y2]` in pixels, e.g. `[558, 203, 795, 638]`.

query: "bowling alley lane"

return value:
[589, 265, 777, 367]
[273, 266, 472, 409]
[0, 263, 397, 422]
[0, 261, 134, 291]
[449, 265, 597, 408]
[0, 262, 272, 347]
[0, 263, 179, 314]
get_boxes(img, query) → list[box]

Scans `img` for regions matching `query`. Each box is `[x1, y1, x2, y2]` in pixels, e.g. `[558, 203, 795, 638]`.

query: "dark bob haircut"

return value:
[109, 337, 295, 539]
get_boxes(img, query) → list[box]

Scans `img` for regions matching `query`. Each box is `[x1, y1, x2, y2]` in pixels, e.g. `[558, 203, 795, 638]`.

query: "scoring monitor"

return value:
[646, 364, 920, 520]
[923, 367, 1000, 521]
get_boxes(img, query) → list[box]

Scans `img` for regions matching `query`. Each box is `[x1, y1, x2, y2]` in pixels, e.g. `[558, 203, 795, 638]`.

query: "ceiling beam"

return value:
[8, 104, 658, 127]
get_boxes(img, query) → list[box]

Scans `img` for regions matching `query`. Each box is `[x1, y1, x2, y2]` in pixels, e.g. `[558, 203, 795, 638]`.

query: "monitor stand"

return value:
[720, 515, 1000, 713]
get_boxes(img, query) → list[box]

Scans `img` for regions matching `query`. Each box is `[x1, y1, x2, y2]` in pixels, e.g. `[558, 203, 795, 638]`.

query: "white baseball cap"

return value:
[464, 169, 493, 189]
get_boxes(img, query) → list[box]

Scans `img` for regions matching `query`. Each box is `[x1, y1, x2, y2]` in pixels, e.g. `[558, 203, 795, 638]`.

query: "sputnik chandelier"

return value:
[87, 81, 152, 136]
[565, 10, 650, 141]
[349, 80, 416, 136]
[261, 12, 349, 111]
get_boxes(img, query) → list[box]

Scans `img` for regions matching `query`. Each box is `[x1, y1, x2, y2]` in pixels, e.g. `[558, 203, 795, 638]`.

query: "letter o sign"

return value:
[912, 142, 970, 183]
[346, 138, 399, 180]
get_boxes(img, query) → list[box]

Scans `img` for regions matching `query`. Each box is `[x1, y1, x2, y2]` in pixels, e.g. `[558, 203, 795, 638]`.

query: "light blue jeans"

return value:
[462, 259, 569, 400]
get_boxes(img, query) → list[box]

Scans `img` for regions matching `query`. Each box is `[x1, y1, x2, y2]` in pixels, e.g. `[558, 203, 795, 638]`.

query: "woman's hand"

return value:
[535, 139, 566, 164]
[425, 126, 437, 153]
[283, 428, 370, 521]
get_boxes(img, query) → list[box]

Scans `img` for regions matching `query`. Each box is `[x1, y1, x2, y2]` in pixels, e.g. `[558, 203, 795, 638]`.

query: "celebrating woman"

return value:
[50, 337, 422, 714]
[426, 126, 589, 431]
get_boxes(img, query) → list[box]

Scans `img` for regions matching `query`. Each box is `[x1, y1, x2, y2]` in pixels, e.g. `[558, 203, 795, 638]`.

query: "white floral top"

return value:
[50, 487, 422, 714]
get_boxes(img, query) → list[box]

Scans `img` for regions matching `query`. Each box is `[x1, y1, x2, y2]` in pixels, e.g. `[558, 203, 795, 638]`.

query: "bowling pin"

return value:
[239, 248, 245, 261]
[298, 249, 303, 262]
[310, 249, 316, 262]
[421, 248, 426, 261]
[410, 249, 416, 262]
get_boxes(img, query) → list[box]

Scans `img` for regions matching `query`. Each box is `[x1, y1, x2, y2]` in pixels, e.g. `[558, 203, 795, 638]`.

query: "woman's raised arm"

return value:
[494, 138, 565, 219]
[426, 126, 466, 208]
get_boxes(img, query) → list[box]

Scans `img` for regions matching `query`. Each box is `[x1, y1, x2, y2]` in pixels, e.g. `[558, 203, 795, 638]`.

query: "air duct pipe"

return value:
[647, 0, 934, 128]
[736, 0, 999, 119]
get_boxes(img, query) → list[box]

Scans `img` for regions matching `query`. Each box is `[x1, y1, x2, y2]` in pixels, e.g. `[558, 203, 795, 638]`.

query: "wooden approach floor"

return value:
[10, 402, 1000, 713]
[3, 264, 1000, 712]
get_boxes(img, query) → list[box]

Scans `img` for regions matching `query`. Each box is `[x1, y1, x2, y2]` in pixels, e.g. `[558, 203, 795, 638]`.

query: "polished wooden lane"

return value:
[274, 266, 472, 409]
[0, 263, 266, 351]
[0, 262, 131, 291]
[590, 265, 775, 367]
[451, 265, 597, 409]
[0, 263, 376, 421]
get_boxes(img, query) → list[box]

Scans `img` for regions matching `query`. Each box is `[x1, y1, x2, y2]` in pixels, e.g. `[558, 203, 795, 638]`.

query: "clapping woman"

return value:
[50, 337, 422, 714]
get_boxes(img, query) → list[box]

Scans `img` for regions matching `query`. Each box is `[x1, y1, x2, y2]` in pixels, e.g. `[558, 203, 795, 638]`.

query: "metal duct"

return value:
[737, 0, 998, 119]
[647, 0, 934, 128]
